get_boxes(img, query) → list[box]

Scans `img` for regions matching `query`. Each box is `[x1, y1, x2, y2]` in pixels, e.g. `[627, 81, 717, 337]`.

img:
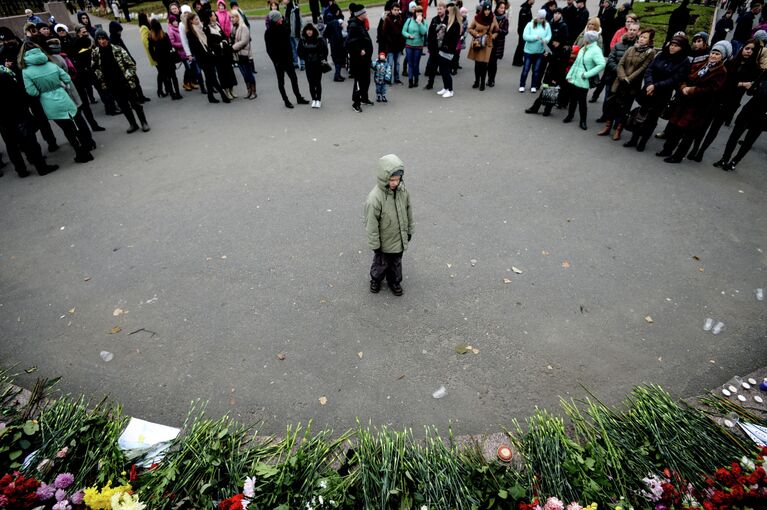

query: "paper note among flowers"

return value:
[118, 417, 181, 467]
[739, 422, 767, 447]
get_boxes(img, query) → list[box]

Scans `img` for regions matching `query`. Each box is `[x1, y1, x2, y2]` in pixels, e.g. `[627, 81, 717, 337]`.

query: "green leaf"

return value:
[8, 449, 22, 461]
[585, 457, 595, 470]
[18, 439, 31, 450]
[200, 482, 212, 493]
[22, 421, 39, 436]
[254, 463, 278, 478]
[274, 505, 289, 510]
[510, 483, 526, 500]
[498, 489, 508, 499]
[217, 428, 228, 439]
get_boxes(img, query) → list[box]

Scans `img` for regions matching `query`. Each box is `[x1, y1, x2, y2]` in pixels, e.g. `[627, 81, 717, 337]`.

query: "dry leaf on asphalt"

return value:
[471, 347, 480, 354]
[542, 250, 550, 256]
[319, 396, 328, 406]
[68, 308, 76, 314]
[692, 255, 700, 261]
[562, 260, 571, 269]
[512, 266, 523, 274]
[644, 316, 654, 324]
[397, 374, 406, 380]
[113, 308, 124, 317]
[503, 278, 512, 284]
[470, 259, 477, 267]
[357, 352, 364, 359]
[455, 344, 471, 354]
[276, 352, 286, 360]
[83, 276, 91, 282]
[110, 326, 122, 334]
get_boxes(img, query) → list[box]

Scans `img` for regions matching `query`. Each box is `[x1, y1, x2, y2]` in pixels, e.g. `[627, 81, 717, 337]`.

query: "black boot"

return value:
[370, 280, 380, 293]
[623, 134, 638, 147]
[479, 75, 485, 91]
[123, 108, 139, 133]
[136, 108, 150, 132]
[36, 163, 59, 176]
[636, 135, 649, 152]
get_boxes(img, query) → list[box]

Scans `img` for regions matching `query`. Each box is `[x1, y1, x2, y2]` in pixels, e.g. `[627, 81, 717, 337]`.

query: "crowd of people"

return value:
[0, 0, 765, 179]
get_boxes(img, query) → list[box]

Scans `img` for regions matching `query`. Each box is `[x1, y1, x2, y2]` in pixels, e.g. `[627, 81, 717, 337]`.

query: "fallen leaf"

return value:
[68, 308, 76, 314]
[503, 278, 512, 284]
[471, 347, 480, 354]
[446, 263, 452, 268]
[470, 259, 477, 267]
[542, 250, 550, 256]
[547, 365, 553, 370]
[644, 316, 654, 324]
[319, 396, 328, 406]
[229, 398, 236, 406]
[692, 255, 700, 261]
[562, 260, 571, 269]
[455, 344, 471, 354]
[658, 357, 663, 362]
[512, 266, 523, 274]
[357, 352, 364, 359]
[276, 352, 286, 360]
[109, 326, 122, 334]
[83, 276, 91, 282]
[710, 359, 716, 364]
[25, 366, 38, 374]
[396, 374, 406, 380]
[113, 308, 124, 317]
[699, 267, 705, 272]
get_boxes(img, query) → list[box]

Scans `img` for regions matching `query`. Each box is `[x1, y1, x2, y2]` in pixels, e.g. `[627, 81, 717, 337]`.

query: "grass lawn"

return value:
[127, 0, 380, 18]
[631, 1, 716, 46]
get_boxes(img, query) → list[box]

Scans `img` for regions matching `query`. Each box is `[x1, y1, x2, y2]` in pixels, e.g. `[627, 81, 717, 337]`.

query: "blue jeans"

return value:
[376, 82, 387, 95]
[520, 52, 543, 89]
[290, 37, 304, 67]
[386, 52, 400, 81]
[405, 47, 423, 78]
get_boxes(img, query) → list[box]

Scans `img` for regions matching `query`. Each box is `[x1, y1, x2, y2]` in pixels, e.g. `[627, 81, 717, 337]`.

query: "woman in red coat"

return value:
[656, 41, 729, 164]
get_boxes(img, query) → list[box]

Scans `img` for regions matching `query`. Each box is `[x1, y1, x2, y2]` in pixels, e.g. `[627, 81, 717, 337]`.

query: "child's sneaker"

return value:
[382, 95, 388, 103]
[376, 94, 382, 102]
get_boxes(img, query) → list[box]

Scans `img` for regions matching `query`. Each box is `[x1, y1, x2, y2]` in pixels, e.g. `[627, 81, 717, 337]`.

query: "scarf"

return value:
[475, 11, 493, 26]
[190, 21, 208, 49]
[633, 43, 651, 53]
[495, 12, 507, 23]
[697, 59, 720, 78]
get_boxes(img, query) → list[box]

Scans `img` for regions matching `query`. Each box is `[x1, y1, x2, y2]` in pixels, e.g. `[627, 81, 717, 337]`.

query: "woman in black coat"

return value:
[688, 40, 761, 161]
[186, 12, 230, 103]
[296, 23, 329, 107]
[513, 0, 534, 66]
[204, 10, 238, 99]
[323, 2, 347, 81]
[622, 34, 690, 152]
[148, 19, 182, 99]
[714, 70, 767, 171]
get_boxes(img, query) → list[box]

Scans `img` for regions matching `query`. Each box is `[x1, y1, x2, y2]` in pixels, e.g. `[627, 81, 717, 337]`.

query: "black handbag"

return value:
[320, 60, 332, 73]
[624, 106, 649, 132]
[588, 74, 600, 88]
[539, 85, 560, 105]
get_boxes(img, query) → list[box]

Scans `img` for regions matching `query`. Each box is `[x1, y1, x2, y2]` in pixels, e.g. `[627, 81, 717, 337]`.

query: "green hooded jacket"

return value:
[22, 48, 77, 121]
[364, 155, 414, 254]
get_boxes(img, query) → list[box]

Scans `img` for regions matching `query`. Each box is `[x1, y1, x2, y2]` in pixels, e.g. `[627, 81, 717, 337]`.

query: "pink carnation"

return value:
[52, 500, 72, 510]
[566, 503, 583, 510]
[55, 488, 67, 501]
[56, 447, 69, 459]
[544, 497, 565, 510]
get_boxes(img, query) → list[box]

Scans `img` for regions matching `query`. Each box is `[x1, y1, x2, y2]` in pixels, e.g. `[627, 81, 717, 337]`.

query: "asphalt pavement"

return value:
[0, 6, 766, 434]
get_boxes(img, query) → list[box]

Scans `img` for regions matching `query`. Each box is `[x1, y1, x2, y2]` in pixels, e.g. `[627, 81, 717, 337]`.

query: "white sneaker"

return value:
[436, 88, 447, 95]
[311, 100, 318, 108]
[531, 87, 537, 93]
[442, 90, 454, 98]
[519, 86, 525, 92]
[316, 100, 321, 108]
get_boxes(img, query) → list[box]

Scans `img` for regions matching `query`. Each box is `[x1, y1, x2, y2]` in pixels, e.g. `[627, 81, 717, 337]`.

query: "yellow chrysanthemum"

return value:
[83, 481, 134, 510]
[111, 491, 147, 510]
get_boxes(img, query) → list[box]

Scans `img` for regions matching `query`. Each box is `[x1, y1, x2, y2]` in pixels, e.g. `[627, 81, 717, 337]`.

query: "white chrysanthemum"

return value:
[243, 476, 256, 498]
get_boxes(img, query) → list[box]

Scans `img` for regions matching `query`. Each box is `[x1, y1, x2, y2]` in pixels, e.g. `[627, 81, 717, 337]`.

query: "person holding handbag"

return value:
[563, 30, 606, 129]
[467, 0, 498, 91]
[297, 23, 329, 108]
[231, 10, 257, 99]
[148, 19, 183, 100]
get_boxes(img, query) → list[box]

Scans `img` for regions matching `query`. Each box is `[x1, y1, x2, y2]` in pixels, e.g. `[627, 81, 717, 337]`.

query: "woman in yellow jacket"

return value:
[138, 12, 164, 96]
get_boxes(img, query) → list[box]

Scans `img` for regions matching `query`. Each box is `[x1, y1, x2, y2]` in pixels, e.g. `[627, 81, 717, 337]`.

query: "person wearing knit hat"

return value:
[564, 29, 606, 129]
[657, 43, 726, 163]
[347, 2, 374, 111]
[688, 30, 710, 65]
[519, 7, 551, 92]
[711, 40, 732, 60]
[91, 29, 151, 133]
[623, 33, 689, 151]
[264, 8, 310, 107]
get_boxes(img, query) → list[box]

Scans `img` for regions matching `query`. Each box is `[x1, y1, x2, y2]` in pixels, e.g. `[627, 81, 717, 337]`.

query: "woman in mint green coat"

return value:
[20, 44, 94, 163]
[563, 30, 605, 130]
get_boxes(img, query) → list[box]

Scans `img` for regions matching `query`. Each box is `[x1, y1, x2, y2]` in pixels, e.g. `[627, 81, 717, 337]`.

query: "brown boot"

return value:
[183, 82, 193, 91]
[612, 123, 623, 141]
[597, 120, 613, 136]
